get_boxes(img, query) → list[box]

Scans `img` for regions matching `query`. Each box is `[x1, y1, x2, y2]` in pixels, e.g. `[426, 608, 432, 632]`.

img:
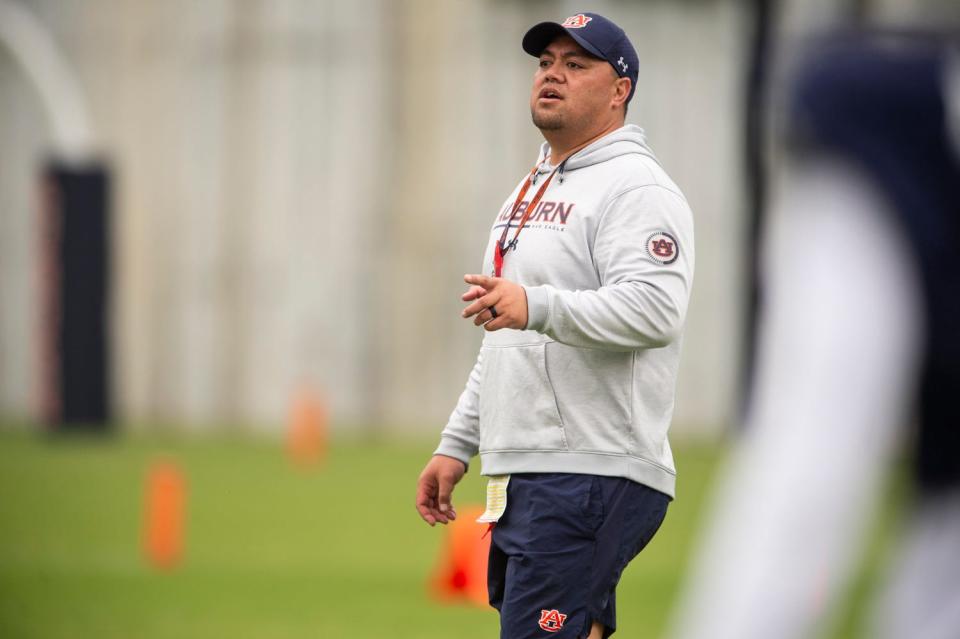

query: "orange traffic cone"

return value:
[287, 387, 328, 467]
[429, 504, 491, 607]
[142, 459, 186, 570]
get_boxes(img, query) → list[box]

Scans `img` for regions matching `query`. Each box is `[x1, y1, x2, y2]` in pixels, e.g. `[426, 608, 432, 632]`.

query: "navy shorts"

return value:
[487, 473, 670, 638]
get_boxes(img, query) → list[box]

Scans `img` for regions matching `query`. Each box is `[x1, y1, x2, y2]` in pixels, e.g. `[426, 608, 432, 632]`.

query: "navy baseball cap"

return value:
[522, 12, 640, 102]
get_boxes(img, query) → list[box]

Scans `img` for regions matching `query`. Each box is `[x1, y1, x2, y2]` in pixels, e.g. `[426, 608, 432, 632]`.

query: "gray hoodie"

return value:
[434, 125, 694, 498]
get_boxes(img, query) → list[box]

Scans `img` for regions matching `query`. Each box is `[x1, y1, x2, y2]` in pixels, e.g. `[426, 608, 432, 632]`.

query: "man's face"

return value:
[530, 34, 623, 134]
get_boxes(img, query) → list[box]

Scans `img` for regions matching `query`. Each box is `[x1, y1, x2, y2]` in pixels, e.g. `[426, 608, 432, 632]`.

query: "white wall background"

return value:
[0, 0, 747, 437]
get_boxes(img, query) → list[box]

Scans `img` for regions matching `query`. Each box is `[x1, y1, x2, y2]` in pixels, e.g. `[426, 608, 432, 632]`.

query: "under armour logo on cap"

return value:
[618, 56, 628, 73]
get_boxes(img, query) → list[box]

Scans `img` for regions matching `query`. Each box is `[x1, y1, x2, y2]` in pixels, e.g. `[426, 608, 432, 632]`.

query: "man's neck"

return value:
[543, 120, 624, 165]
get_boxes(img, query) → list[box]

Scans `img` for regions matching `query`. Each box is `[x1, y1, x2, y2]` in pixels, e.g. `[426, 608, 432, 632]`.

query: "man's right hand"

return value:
[415, 455, 467, 526]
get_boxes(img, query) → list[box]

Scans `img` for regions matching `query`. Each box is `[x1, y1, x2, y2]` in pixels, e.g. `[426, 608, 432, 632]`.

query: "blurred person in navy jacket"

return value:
[669, 27, 960, 639]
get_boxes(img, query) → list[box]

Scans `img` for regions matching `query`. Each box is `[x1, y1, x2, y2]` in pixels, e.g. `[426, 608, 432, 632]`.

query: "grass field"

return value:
[0, 428, 899, 638]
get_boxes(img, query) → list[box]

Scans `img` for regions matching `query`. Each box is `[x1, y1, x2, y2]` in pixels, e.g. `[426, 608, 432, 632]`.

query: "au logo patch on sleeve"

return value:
[645, 231, 679, 265]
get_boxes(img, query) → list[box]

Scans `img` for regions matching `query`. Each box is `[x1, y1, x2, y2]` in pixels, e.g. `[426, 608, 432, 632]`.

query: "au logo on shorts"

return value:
[645, 231, 679, 265]
[538, 609, 567, 632]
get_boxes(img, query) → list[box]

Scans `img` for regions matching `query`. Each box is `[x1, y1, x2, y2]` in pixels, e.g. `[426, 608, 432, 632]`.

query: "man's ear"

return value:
[612, 77, 631, 110]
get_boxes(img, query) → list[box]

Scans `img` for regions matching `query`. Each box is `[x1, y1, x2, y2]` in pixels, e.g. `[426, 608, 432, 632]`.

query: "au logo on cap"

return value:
[561, 14, 592, 28]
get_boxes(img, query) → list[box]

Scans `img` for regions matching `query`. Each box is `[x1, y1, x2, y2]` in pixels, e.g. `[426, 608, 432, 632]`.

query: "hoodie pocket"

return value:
[478, 344, 567, 452]
[544, 342, 634, 453]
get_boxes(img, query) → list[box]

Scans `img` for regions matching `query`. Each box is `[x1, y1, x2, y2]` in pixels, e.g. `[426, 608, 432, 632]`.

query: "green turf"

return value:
[0, 428, 899, 638]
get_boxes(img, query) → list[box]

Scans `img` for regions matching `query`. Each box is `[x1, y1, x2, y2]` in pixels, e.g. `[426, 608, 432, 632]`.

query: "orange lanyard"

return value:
[493, 158, 562, 277]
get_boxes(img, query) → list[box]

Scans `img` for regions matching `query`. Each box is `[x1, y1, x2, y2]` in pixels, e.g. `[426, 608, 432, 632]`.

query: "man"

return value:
[416, 12, 694, 639]
[668, 28, 960, 639]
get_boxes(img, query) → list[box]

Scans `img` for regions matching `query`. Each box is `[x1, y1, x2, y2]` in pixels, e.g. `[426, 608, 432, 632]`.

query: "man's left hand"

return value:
[461, 274, 528, 331]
